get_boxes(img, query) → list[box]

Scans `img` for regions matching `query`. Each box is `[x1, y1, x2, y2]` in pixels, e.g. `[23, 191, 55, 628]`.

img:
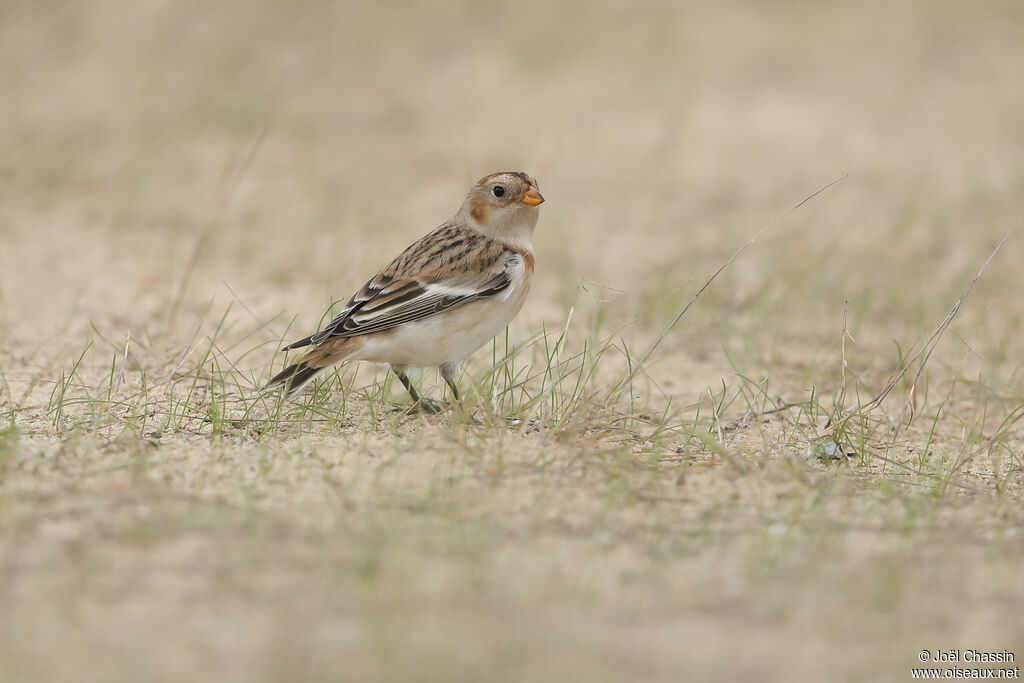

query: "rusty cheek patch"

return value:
[469, 196, 491, 224]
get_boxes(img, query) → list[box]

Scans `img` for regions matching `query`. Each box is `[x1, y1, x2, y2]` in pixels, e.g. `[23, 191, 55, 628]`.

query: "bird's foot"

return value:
[410, 397, 444, 414]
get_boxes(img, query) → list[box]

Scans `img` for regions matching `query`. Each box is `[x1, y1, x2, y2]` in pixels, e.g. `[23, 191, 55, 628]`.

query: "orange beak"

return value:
[520, 186, 545, 206]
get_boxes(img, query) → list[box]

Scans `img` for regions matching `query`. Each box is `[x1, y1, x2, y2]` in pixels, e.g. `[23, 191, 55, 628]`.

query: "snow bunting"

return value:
[265, 171, 544, 411]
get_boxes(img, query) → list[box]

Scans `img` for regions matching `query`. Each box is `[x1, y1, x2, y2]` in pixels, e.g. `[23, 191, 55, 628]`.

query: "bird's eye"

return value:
[492, 185, 505, 198]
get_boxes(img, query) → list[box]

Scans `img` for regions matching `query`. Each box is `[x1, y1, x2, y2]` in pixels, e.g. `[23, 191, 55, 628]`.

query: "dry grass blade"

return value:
[114, 329, 130, 394]
[823, 218, 1021, 438]
[166, 299, 216, 382]
[610, 174, 848, 397]
[168, 128, 268, 323]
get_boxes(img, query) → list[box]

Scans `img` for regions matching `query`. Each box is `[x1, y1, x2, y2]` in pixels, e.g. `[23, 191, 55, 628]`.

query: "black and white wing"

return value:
[282, 250, 523, 351]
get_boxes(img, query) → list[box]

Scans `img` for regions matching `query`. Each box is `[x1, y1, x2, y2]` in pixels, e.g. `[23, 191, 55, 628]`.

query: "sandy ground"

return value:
[2, 1, 1023, 681]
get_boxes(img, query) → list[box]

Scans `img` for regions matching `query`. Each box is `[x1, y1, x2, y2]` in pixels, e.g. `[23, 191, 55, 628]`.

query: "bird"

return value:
[264, 171, 544, 412]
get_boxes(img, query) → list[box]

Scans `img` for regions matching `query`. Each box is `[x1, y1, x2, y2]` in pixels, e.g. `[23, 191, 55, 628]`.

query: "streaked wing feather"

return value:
[307, 252, 520, 342]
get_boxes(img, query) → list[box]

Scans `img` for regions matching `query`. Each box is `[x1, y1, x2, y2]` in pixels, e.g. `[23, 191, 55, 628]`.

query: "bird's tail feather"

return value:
[264, 360, 323, 396]
[263, 338, 358, 397]
[281, 335, 314, 352]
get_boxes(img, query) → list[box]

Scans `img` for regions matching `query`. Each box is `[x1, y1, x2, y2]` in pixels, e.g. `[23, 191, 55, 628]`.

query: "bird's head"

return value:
[458, 171, 543, 249]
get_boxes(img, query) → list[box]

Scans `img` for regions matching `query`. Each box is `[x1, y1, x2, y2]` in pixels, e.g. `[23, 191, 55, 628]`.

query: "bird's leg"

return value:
[391, 365, 441, 414]
[441, 361, 482, 424]
[440, 361, 461, 402]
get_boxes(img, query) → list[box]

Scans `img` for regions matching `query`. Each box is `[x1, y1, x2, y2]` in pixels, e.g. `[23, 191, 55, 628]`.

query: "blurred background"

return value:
[3, 0, 1022, 380]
